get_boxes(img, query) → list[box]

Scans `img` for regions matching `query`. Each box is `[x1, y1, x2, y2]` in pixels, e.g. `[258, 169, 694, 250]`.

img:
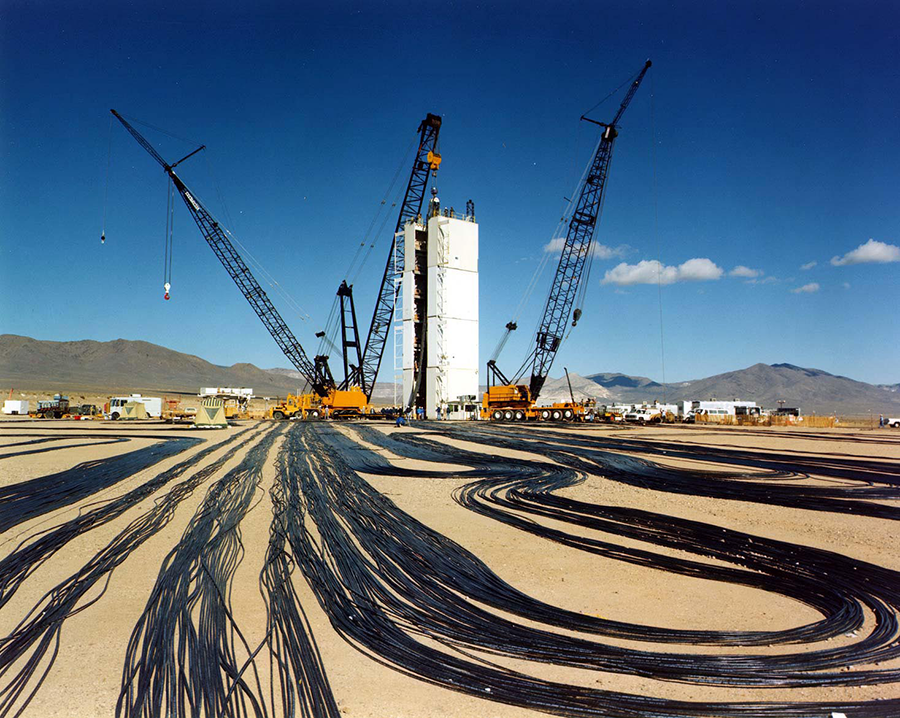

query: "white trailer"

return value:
[107, 394, 162, 419]
[2, 400, 29, 415]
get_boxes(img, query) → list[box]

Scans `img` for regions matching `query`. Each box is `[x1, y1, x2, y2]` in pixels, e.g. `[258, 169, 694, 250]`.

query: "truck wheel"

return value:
[503, 410, 514, 421]
[563, 409, 574, 420]
[111, 412, 120, 421]
[309, 409, 321, 419]
[514, 410, 525, 421]
[892, 421, 900, 428]
[491, 410, 503, 421]
[273, 411, 285, 420]
[540, 409, 551, 421]
[551, 409, 562, 421]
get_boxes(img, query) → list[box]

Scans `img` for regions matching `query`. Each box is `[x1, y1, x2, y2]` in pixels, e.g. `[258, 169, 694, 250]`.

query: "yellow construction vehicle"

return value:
[269, 385, 368, 421]
[480, 375, 596, 423]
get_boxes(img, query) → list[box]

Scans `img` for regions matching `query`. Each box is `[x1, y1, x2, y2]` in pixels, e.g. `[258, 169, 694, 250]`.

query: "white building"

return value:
[401, 205, 478, 418]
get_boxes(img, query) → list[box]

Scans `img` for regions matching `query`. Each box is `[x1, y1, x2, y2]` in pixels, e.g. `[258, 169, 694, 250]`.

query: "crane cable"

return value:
[495, 123, 601, 374]
[201, 152, 311, 323]
[163, 177, 174, 300]
[650, 71, 668, 404]
[497, 68, 645, 375]
[319, 129, 420, 371]
[346, 132, 419, 285]
[101, 114, 113, 244]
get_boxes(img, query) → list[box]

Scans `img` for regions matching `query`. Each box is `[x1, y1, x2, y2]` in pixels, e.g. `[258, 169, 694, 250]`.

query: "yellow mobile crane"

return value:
[482, 61, 651, 422]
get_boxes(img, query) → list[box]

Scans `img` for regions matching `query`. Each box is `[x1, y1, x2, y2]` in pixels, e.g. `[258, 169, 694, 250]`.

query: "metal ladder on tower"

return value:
[392, 227, 406, 407]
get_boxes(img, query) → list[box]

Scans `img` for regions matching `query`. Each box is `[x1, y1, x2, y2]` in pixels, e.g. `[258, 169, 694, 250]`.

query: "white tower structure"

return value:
[401, 203, 478, 418]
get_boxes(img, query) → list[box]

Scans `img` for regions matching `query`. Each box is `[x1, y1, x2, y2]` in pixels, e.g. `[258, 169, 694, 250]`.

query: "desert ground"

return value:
[1, 416, 899, 717]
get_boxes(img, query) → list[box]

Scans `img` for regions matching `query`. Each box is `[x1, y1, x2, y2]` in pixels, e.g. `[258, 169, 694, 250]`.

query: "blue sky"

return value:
[2, 0, 898, 385]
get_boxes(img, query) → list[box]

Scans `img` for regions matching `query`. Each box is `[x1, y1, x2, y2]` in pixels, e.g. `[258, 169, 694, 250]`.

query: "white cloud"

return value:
[800, 260, 817, 270]
[843, 282, 851, 289]
[746, 275, 778, 285]
[830, 238, 900, 266]
[791, 282, 820, 294]
[601, 257, 723, 286]
[543, 237, 628, 259]
[729, 265, 761, 278]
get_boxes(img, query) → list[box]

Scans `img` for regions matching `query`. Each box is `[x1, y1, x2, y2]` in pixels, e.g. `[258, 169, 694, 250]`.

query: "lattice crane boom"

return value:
[110, 109, 328, 396]
[525, 60, 651, 401]
[358, 113, 441, 400]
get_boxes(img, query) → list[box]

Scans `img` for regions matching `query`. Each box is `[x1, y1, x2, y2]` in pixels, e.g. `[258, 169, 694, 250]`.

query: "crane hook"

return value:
[164, 282, 171, 301]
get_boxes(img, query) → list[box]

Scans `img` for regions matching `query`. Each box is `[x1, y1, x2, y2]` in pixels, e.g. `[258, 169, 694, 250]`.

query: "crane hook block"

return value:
[572, 308, 582, 326]
[427, 151, 442, 171]
[100, 232, 106, 244]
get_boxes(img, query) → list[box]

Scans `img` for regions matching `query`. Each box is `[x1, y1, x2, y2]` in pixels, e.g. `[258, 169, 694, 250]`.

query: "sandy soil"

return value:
[1, 416, 899, 716]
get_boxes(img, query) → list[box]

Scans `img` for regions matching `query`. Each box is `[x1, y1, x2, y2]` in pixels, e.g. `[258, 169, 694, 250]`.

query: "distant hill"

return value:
[0, 335, 304, 397]
[585, 363, 900, 416]
[3, 336, 896, 416]
[586, 372, 663, 391]
[536, 373, 613, 405]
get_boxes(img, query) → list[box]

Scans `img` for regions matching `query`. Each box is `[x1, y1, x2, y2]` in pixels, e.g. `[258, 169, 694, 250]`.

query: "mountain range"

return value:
[2, 335, 898, 416]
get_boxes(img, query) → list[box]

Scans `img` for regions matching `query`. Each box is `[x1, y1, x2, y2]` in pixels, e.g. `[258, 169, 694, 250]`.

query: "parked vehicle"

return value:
[35, 394, 69, 419]
[887, 417, 900, 428]
[105, 395, 162, 420]
[625, 408, 662, 424]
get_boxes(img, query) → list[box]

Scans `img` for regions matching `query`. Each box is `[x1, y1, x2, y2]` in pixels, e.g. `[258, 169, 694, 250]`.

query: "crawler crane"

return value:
[112, 110, 347, 418]
[113, 110, 441, 420]
[482, 60, 651, 422]
[280, 113, 442, 417]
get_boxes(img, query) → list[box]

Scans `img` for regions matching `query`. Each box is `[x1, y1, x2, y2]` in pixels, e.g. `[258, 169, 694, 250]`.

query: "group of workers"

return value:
[395, 404, 449, 426]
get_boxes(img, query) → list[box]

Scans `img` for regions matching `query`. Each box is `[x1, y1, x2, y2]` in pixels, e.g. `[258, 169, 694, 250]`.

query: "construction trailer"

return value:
[682, 400, 759, 418]
[2, 400, 29, 415]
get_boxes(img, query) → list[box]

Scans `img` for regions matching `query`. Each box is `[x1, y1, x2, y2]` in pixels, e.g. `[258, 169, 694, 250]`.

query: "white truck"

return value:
[106, 394, 162, 420]
[887, 417, 900, 428]
[625, 407, 662, 423]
